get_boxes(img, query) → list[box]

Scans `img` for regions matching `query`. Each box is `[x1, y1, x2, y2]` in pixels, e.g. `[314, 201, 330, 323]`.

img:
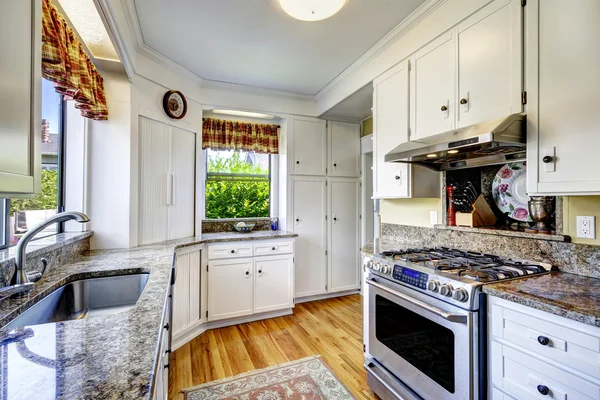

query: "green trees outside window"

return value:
[205, 150, 270, 219]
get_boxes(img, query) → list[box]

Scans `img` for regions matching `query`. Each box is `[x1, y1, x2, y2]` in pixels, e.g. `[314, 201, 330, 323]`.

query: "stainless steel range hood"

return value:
[385, 114, 526, 171]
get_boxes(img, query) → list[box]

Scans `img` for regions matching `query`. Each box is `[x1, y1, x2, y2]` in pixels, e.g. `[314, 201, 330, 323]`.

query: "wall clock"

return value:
[162, 90, 188, 119]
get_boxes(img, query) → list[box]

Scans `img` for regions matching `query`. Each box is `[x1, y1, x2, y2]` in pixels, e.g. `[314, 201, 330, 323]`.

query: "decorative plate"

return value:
[492, 162, 532, 222]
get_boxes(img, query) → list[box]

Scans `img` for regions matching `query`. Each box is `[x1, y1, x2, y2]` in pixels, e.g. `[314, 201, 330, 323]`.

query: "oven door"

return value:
[367, 276, 477, 400]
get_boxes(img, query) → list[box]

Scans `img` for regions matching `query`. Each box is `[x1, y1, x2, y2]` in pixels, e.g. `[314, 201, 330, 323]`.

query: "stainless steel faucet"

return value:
[5, 211, 90, 298]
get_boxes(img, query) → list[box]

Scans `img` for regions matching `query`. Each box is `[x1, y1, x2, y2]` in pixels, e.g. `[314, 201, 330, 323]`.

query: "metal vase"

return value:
[528, 196, 554, 233]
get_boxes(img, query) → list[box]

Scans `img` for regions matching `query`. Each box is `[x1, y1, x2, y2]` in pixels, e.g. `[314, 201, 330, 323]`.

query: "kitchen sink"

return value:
[2, 273, 150, 330]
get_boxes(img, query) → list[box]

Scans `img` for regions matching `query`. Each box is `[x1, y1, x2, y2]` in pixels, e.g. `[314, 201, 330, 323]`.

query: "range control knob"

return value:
[374, 263, 381, 271]
[427, 280, 440, 292]
[439, 284, 454, 297]
[381, 265, 391, 274]
[452, 288, 469, 302]
[366, 260, 374, 269]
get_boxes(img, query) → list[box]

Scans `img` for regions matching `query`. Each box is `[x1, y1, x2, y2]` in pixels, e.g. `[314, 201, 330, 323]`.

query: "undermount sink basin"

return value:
[2, 273, 150, 330]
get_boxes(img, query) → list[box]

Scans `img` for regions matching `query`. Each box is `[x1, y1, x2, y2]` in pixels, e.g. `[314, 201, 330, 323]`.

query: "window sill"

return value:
[0, 231, 93, 271]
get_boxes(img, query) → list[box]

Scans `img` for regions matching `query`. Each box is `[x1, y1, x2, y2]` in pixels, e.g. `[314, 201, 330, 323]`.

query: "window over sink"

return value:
[0, 78, 66, 249]
[205, 149, 272, 219]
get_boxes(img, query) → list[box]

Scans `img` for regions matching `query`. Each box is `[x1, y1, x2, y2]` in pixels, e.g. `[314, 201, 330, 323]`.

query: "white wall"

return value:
[86, 71, 132, 249]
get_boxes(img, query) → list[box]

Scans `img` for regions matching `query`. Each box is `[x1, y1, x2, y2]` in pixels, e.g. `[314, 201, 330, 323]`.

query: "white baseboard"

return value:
[172, 309, 293, 350]
[294, 289, 360, 304]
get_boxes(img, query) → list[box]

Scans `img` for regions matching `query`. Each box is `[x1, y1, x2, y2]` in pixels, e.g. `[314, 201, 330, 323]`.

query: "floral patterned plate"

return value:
[492, 162, 532, 222]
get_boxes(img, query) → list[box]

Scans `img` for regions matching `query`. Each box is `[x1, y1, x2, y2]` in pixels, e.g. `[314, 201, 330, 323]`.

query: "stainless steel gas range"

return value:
[363, 247, 553, 400]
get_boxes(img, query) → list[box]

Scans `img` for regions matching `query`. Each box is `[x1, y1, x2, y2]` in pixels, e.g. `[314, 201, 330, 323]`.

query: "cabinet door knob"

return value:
[272, 247, 276, 250]
[296, 160, 300, 165]
[537, 385, 549, 396]
[245, 271, 250, 275]
[164, 363, 170, 370]
[542, 156, 554, 163]
[333, 217, 337, 221]
[333, 163, 337, 167]
[231, 250, 235, 254]
[164, 323, 169, 331]
[537, 336, 550, 346]
[460, 98, 468, 105]
[296, 218, 300, 222]
[395, 175, 401, 180]
[258, 270, 262, 274]
[440, 105, 448, 111]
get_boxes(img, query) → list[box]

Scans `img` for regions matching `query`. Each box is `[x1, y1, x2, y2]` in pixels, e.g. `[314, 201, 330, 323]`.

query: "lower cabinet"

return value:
[172, 246, 201, 338]
[207, 240, 295, 322]
[153, 281, 172, 400]
[488, 296, 600, 399]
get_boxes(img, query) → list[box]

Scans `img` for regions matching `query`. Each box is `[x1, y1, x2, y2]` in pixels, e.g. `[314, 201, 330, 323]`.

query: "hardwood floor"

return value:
[168, 294, 376, 399]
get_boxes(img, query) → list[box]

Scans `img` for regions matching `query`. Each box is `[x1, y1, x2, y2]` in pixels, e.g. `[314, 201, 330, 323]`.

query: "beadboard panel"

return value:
[173, 249, 201, 336]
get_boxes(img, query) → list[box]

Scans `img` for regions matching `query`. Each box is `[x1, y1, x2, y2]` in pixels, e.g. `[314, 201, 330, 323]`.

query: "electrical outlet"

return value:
[430, 211, 438, 226]
[576, 216, 596, 239]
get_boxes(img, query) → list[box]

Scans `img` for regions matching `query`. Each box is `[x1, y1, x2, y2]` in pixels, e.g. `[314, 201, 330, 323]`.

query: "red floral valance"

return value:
[41, 0, 108, 120]
[202, 118, 279, 154]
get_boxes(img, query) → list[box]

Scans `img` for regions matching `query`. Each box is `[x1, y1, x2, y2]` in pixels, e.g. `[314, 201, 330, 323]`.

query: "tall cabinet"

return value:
[138, 116, 196, 245]
[290, 118, 361, 299]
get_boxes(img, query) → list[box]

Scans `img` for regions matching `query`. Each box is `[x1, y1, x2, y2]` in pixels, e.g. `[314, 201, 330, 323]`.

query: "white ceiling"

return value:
[320, 83, 373, 121]
[133, 0, 426, 96]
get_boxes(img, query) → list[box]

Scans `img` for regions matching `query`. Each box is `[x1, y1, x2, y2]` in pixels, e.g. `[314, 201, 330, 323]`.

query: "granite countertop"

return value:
[483, 272, 600, 328]
[0, 230, 297, 400]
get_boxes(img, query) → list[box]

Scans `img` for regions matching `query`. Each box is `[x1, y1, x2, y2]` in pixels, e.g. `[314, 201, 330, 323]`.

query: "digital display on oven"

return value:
[393, 266, 428, 289]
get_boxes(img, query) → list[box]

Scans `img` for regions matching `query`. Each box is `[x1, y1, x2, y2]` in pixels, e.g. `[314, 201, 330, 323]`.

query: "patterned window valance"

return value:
[202, 118, 280, 154]
[41, 0, 108, 120]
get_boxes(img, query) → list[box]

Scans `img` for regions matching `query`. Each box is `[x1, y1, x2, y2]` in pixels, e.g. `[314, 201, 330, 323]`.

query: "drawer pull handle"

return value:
[537, 385, 549, 396]
[537, 336, 550, 346]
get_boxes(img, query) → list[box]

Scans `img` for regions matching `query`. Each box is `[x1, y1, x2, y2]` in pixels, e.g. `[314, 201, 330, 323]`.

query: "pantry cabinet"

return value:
[328, 121, 361, 177]
[526, 0, 600, 194]
[138, 116, 196, 245]
[373, 61, 440, 199]
[328, 178, 360, 292]
[207, 239, 295, 322]
[0, 0, 42, 197]
[289, 116, 327, 176]
[456, 0, 522, 128]
[410, 31, 456, 141]
[488, 296, 600, 399]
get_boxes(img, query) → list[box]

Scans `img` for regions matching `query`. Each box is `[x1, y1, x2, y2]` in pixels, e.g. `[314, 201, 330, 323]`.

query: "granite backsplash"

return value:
[381, 223, 600, 278]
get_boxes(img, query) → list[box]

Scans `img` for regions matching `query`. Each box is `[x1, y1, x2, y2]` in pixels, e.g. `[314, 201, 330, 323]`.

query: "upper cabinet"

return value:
[410, 0, 522, 140]
[526, 0, 600, 194]
[0, 0, 41, 197]
[410, 32, 456, 141]
[290, 117, 327, 176]
[328, 121, 360, 177]
[373, 61, 440, 199]
[456, 0, 523, 128]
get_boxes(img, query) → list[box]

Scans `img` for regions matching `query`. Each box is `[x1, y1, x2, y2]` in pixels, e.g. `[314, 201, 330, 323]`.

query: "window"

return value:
[205, 149, 271, 219]
[0, 78, 65, 250]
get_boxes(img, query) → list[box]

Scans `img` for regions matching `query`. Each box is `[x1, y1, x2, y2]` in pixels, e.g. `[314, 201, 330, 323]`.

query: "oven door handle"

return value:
[367, 278, 468, 323]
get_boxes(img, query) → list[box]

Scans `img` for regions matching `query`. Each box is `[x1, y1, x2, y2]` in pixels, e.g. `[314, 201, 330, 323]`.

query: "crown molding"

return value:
[201, 79, 316, 102]
[315, 0, 446, 101]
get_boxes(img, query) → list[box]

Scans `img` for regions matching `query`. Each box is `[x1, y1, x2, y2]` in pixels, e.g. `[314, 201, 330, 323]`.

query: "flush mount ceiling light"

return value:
[279, 0, 347, 22]
[212, 110, 275, 119]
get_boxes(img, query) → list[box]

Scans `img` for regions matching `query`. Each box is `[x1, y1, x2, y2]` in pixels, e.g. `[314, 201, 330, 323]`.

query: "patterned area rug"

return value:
[182, 355, 355, 400]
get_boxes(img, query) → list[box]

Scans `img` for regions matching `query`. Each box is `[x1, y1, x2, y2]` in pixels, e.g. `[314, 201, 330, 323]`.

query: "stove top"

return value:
[379, 247, 550, 283]
[365, 247, 553, 310]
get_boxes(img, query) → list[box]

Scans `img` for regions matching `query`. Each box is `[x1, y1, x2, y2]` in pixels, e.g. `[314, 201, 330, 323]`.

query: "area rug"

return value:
[181, 355, 355, 400]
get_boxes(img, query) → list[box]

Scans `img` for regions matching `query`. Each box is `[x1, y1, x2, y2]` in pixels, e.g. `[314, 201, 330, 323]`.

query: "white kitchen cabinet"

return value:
[328, 121, 360, 178]
[292, 176, 327, 298]
[208, 258, 254, 321]
[153, 279, 172, 400]
[526, 0, 600, 194]
[456, 0, 522, 128]
[328, 178, 360, 292]
[410, 31, 456, 141]
[488, 296, 600, 399]
[138, 116, 196, 245]
[0, 0, 41, 197]
[254, 254, 294, 313]
[373, 61, 440, 199]
[172, 246, 201, 338]
[290, 116, 327, 176]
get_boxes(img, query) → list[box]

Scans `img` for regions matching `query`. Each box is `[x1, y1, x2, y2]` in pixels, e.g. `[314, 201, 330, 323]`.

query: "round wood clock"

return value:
[162, 90, 188, 119]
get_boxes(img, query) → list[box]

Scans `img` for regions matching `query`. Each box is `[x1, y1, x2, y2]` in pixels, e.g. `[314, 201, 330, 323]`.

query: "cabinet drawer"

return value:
[491, 302, 600, 379]
[491, 342, 600, 400]
[254, 240, 294, 256]
[208, 243, 253, 260]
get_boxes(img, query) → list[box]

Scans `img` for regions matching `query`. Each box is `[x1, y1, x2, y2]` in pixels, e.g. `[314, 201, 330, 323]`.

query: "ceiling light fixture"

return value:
[279, 0, 347, 22]
[448, 150, 459, 154]
[211, 110, 275, 119]
[426, 154, 438, 158]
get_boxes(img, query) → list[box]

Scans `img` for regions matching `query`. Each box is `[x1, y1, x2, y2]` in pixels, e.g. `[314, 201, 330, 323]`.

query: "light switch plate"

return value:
[576, 216, 596, 239]
[430, 211, 438, 226]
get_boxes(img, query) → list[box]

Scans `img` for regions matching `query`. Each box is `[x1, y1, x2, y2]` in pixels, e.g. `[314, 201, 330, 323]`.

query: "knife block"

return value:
[455, 195, 497, 227]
